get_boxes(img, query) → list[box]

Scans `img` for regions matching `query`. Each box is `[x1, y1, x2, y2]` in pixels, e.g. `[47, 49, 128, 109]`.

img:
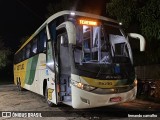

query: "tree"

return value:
[106, 0, 160, 64]
[0, 37, 11, 69]
[137, 0, 160, 41]
[106, 0, 137, 28]
[106, 0, 160, 39]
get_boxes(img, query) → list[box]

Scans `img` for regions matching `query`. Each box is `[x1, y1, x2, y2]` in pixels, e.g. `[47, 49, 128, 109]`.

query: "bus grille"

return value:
[91, 85, 134, 94]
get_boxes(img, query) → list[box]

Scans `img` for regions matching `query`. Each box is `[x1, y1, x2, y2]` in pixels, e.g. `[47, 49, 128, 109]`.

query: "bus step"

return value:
[60, 92, 66, 96]
[63, 101, 72, 106]
[60, 84, 66, 92]
[62, 96, 71, 102]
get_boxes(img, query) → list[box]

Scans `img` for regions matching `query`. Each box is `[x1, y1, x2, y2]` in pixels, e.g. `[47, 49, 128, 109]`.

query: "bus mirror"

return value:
[128, 33, 146, 52]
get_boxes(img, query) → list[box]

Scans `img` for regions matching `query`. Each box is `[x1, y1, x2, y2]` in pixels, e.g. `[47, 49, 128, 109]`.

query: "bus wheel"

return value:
[45, 86, 54, 107]
[17, 80, 23, 91]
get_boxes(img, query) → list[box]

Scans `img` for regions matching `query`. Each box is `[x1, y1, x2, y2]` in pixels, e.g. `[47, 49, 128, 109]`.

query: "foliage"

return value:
[137, 0, 160, 41]
[106, 0, 160, 64]
[106, 0, 137, 28]
[0, 37, 11, 69]
[106, 0, 160, 41]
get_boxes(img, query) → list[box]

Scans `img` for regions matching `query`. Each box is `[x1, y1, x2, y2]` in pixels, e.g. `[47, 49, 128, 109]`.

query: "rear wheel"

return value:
[17, 80, 23, 91]
[45, 86, 54, 107]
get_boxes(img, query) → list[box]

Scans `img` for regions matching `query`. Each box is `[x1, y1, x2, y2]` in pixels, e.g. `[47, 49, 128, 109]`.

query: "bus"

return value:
[14, 10, 146, 109]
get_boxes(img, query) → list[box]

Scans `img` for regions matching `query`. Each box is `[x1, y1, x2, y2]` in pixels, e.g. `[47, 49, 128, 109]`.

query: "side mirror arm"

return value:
[128, 33, 146, 51]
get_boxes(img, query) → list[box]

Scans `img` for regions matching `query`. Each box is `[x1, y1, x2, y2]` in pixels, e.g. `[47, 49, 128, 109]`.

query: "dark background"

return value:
[0, 0, 107, 83]
[0, 0, 106, 51]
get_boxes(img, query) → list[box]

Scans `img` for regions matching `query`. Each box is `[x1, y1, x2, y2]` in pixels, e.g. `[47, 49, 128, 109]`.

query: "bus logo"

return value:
[2, 112, 11, 117]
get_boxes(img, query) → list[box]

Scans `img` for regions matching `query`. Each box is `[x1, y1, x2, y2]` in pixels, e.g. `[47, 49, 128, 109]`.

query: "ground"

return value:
[0, 84, 160, 120]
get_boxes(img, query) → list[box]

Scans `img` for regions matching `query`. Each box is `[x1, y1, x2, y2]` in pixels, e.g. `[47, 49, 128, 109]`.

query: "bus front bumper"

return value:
[71, 85, 137, 109]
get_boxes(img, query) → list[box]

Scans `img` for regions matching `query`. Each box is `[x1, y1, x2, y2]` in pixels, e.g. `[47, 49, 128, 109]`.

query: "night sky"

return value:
[0, 0, 50, 51]
[0, 0, 107, 52]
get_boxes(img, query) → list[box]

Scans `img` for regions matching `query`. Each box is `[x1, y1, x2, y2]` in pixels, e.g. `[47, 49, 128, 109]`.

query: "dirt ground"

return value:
[0, 84, 160, 120]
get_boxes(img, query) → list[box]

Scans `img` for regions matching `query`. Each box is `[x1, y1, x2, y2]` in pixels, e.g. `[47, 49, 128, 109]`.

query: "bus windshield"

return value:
[74, 22, 130, 65]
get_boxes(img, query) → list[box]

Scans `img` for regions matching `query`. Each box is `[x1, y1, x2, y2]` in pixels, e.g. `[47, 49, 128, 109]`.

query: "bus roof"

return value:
[15, 10, 118, 54]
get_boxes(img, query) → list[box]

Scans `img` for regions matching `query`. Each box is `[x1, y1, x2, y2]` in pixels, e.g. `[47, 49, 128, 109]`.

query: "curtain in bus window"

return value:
[93, 26, 100, 48]
[32, 38, 37, 55]
[83, 25, 91, 49]
[26, 44, 31, 58]
[39, 30, 47, 52]
[22, 48, 26, 60]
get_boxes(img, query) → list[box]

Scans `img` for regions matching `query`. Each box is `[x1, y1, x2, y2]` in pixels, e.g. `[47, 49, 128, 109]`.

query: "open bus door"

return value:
[45, 25, 58, 106]
[56, 32, 72, 105]
[55, 21, 76, 106]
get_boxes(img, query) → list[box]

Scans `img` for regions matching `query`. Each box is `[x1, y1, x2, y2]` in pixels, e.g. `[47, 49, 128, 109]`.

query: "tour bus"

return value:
[14, 10, 146, 109]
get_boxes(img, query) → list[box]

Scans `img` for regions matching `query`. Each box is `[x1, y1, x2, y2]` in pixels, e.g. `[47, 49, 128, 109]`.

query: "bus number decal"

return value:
[98, 82, 113, 86]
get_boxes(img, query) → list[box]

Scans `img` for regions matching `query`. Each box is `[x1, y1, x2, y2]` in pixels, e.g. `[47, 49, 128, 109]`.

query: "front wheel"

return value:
[45, 86, 54, 107]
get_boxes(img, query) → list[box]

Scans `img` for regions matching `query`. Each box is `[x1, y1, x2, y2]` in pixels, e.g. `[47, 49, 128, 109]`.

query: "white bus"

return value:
[14, 10, 146, 109]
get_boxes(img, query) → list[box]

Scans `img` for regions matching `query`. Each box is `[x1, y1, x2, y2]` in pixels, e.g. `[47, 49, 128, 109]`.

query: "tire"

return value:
[45, 86, 54, 107]
[17, 80, 23, 91]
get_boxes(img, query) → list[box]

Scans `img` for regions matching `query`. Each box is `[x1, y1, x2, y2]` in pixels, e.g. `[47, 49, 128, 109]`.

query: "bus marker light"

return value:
[70, 12, 75, 16]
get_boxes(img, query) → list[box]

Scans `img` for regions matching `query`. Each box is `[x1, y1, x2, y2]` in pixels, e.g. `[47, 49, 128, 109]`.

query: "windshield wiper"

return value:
[96, 64, 103, 78]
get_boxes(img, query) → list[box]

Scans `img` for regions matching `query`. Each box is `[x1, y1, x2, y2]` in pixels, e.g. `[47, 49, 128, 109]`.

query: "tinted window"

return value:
[39, 30, 47, 52]
[26, 44, 31, 58]
[31, 38, 38, 55]
[22, 48, 26, 60]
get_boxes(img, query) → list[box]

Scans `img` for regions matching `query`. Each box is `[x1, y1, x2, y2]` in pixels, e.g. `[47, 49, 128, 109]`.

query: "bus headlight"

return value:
[71, 81, 96, 91]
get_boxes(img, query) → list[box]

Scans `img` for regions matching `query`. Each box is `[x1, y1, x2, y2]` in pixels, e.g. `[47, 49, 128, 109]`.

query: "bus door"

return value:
[57, 32, 71, 104]
[46, 40, 58, 105]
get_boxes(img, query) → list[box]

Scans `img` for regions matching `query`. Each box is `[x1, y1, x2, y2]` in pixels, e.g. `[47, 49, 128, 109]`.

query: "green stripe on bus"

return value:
[25, 55, 39, 85]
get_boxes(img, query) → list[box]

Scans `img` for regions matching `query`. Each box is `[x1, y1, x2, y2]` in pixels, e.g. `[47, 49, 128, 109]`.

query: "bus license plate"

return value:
[110, 97, 121, 102]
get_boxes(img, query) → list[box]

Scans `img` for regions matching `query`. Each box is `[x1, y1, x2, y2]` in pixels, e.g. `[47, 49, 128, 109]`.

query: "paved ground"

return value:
[0, 84, 160, 120]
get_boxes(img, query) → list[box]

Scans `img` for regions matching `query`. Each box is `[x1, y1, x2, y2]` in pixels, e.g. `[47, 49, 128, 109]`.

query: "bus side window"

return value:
[31, 37, 38, 55]
[17, 52, 20, 63]
[26, 44, 31, 58]
[17, 51, 22, 63]
[22, 48, 26, 60]
[39, 30, 47, 53]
